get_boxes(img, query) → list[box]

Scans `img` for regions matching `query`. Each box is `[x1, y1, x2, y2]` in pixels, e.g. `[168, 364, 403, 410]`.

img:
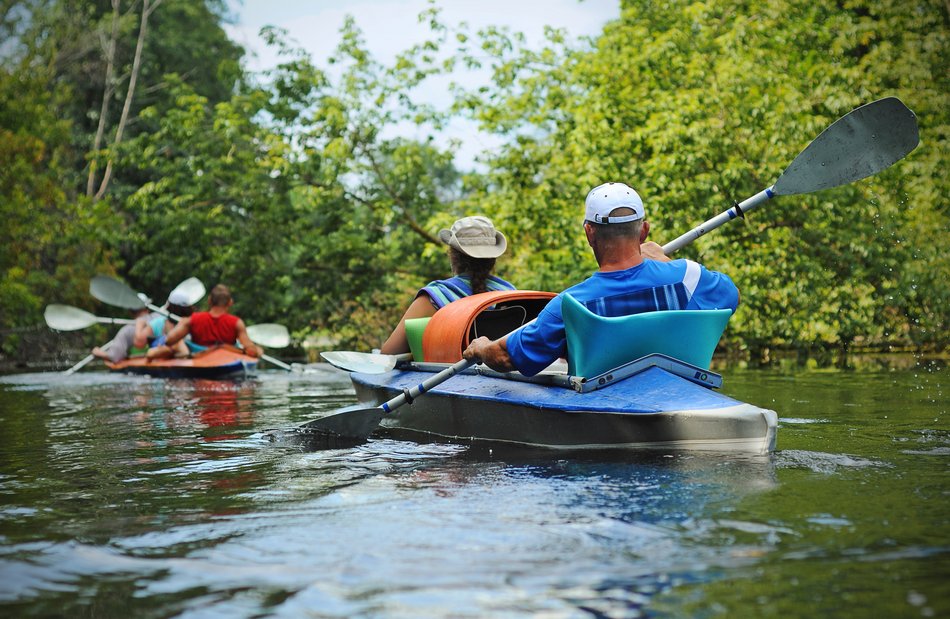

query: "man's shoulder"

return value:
[645, 257, 689, 271]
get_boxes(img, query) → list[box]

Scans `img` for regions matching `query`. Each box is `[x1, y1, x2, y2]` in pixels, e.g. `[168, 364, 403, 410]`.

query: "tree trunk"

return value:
[94, 0, 163, 201]
[86, 0, 121, 197]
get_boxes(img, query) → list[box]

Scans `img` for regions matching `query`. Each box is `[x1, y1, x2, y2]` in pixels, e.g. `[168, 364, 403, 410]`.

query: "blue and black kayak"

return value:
[350, 359, 776, 453]
[342, 291, 777, 453]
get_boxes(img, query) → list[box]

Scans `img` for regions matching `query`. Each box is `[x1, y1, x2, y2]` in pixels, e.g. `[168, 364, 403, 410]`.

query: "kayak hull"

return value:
[350, 366, 777, 453]
[106, 345, 258, 379]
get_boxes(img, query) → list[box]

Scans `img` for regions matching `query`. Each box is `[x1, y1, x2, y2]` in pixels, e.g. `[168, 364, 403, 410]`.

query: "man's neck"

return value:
[595, 240, 643, 272]
[208, 306, 229, 317]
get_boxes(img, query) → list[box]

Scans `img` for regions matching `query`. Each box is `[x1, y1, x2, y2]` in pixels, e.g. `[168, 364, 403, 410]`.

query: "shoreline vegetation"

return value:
[2, 1, 947, 364]
[1, 328, 945, 375]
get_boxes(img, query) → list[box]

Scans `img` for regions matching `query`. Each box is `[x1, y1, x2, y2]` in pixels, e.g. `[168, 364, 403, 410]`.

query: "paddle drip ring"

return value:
[402, 387, 414, 405]
[733, 200, 745, 218]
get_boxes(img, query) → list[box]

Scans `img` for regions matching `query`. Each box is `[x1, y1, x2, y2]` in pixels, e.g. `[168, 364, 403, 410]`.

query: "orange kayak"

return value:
[106, 345, 257, 379]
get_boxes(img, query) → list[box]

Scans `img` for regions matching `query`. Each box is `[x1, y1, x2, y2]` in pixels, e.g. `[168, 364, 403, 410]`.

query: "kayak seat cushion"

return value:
[562, 292, 731, 378]
[405, 317, 431, 362]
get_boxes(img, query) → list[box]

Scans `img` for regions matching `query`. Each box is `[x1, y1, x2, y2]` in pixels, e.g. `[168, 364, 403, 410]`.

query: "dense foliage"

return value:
[1, 0, 946, 363]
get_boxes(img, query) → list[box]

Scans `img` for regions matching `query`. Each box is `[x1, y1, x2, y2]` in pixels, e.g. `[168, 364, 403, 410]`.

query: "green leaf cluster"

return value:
[451, 0, 949, 359]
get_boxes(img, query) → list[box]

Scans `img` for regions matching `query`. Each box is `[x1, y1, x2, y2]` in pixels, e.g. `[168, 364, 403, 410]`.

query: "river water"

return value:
[0, 360, 946, 618]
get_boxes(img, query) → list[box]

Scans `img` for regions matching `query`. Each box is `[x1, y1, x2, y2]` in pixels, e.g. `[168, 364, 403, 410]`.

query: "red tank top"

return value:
[190, 311, 239, 346]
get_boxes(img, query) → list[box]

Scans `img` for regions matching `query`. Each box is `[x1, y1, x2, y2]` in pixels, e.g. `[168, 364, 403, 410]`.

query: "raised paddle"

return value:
[90, 275, 206, 309]
[44, 304, 135, 331]
[302, 96, 920, 444]
[662, 97, 919, 254]
[93, 275, 295, 371]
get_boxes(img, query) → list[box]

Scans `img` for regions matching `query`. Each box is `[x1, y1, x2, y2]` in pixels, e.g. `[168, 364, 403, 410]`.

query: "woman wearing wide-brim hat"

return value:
[380, 216, 515, 354]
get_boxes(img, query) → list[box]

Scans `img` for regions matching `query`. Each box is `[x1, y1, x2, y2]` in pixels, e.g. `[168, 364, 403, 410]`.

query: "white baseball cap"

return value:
[167, 289, 191, 306]
[438, 216, 508, 259]
[584, 182, 644, 224]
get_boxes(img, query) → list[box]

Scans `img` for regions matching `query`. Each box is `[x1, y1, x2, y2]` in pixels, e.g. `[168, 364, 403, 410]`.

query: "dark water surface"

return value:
[0, 361, 946, 618]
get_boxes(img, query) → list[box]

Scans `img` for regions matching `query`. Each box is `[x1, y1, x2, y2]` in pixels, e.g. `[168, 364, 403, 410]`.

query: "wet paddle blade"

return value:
[262, 427, 366, 450]
[247, 323, 291, 348]
[300, 406, 385, 443]
[320, 351, 410, 374]
[44, 304, 98, 331]
[773, 97, 919, 196]
[90, 275, 146, 310]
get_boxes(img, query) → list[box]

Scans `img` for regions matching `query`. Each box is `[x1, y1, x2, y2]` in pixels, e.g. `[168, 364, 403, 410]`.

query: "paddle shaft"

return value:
[378, 358, 474, 414]
[64, 340, 113, 375]
[663, 187, 775, 254]
[95, 317, 136, 325]
[261, 353, 293, 371]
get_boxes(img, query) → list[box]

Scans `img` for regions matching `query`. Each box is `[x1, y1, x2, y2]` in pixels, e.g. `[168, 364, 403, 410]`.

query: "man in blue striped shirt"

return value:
[463, 182, 739, 376]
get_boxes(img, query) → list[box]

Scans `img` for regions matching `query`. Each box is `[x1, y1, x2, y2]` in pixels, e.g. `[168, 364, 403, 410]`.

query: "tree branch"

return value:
[87, 0, 121, 197]
[95, 0, 164, 201]
[360, 145, 441, 245]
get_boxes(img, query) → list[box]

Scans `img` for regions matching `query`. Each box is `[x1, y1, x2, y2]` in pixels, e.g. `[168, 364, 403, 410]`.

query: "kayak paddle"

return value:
[302, 97, 920, 445]
[245, 323, 291, 349]
[44, 304, 136, 331]
[90, 275, 206, 309]
[320, 351, 413, 374]
[301, 357, 474, 440]
[662, 96, 919, 254]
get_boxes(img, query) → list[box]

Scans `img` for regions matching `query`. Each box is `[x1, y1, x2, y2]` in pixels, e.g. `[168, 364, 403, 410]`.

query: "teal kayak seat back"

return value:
[562, 293, 732, 377]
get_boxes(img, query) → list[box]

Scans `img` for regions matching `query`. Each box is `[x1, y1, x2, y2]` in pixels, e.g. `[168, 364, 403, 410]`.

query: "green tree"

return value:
[0, 0, 245, 358]
[0, 3, 119, 354]
[451, 0, 949, 360]
[253, 18, 470, 346]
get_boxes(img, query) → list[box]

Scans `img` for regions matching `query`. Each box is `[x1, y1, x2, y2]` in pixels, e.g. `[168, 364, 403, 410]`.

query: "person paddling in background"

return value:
[91, 305, 153, 363]
[144, 289, 196, 358]
[463, 182, 740, 376]
[147, 284, 263, 359]
[380, 216, 516, 355]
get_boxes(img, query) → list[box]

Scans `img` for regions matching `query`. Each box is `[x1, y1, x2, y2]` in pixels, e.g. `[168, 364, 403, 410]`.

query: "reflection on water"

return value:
[0, 363, 946, 617]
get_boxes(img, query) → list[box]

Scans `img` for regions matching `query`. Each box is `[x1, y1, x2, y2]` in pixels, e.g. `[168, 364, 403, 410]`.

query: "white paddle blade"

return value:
[320, 351, 408, 374]
[89, 275, 146, 310]
[44, 304, 98, 331]
[246, 323, 291, 348]
[170, 277, 206, 306]
[773, 97, 919, 196]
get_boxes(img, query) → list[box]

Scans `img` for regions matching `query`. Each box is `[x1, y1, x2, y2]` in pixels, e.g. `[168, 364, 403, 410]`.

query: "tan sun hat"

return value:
[438, 216, 508, 259]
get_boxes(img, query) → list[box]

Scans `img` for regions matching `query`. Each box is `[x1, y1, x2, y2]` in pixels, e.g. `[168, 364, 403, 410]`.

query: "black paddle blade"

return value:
[774, 97, 919, 196]
[300, 406, 386, 443]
